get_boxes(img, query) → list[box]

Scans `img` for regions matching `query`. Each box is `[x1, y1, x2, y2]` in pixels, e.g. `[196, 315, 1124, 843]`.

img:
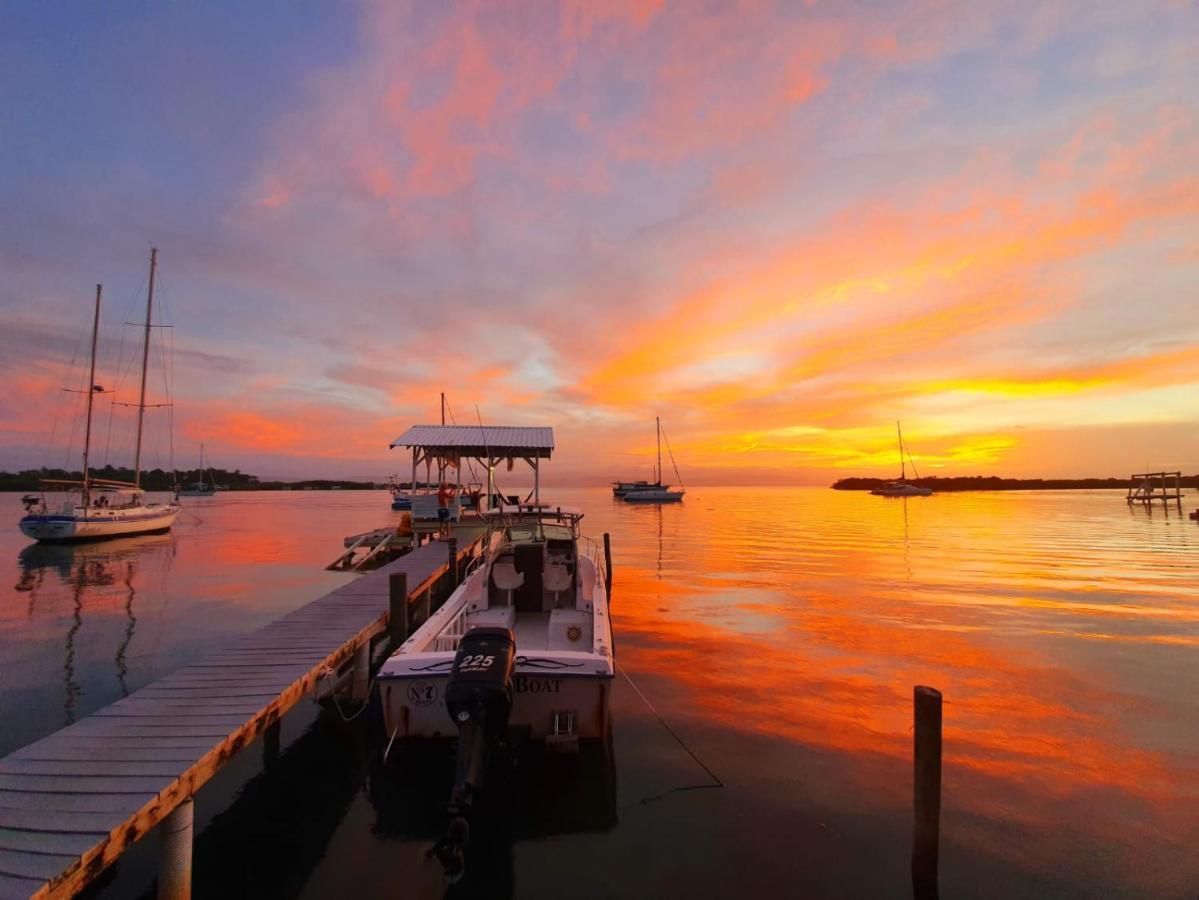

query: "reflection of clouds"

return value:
[596, 485, 1199, 891]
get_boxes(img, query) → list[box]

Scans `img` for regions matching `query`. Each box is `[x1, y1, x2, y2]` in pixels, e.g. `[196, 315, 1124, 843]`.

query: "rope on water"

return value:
[617, 662, 724, 805]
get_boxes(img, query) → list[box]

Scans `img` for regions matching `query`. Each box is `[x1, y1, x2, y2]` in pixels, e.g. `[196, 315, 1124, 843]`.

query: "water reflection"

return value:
[370, 738, 618, 899]
[14, 534, 175, 722]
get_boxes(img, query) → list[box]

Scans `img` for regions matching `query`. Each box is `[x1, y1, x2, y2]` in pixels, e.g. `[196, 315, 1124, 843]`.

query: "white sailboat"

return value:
[871, 422, 933, 497]
[19, 249, 181, 541]
[621, 417, 685, 502]
[178, 443, 216, 497]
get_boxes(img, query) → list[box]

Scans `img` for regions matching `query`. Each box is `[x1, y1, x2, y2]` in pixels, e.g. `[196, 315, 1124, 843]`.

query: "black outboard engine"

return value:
[428, 626, 516, 882]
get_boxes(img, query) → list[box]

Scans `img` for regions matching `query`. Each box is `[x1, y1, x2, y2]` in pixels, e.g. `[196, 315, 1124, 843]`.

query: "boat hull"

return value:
[381, 670, 613, 741]
[622, 490, 684, 502]
[19, 505, 180, 542]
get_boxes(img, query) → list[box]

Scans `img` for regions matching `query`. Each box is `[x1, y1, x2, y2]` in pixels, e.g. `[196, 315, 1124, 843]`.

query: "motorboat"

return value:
[19, 250, 180, 542]
[871, 421, 933, 498]
[612, 480, 655, 497]
[378, 504, 613, 746]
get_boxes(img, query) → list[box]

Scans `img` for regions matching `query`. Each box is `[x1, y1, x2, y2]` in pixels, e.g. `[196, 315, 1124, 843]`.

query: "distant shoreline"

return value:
[831, 475, 1198, 492]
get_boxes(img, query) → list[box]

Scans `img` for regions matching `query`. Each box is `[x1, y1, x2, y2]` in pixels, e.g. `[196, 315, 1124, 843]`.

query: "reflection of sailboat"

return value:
[16, 534, 175, 719]
[19, 249, 181, 540]
[871, 422, 933, 497]
[178, 443, 216, 497]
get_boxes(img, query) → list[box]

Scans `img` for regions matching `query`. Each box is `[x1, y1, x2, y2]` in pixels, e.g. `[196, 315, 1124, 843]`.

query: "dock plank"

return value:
[0, 535, 477, 899]
[0, 829, 99, 857]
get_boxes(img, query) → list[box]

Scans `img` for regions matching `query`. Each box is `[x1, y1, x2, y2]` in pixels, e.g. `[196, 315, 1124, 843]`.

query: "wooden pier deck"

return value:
[0, 535, 479, 900]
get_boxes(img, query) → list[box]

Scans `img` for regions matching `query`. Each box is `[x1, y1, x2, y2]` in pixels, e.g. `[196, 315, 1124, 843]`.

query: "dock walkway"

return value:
[0, 535, 479, 900]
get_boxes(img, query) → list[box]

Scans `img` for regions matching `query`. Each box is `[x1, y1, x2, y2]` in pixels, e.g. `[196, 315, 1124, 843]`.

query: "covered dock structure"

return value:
[389, 425, 555, 508]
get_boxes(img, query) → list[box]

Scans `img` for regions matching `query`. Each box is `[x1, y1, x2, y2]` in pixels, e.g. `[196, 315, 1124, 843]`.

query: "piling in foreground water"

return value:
[913, 685, 942, 899]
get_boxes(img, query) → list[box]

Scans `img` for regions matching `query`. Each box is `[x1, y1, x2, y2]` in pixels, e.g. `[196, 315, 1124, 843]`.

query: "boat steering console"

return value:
[427, 626, 516, 883]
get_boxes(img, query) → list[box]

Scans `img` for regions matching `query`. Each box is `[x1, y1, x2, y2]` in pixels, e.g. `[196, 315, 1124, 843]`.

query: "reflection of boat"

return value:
[622, 418, 685, 503]
[178, 443, 216, 497]
[370, 736, 616, 896]
[19, 249, 181, 541]
[14, 532, 174, 719]
[871, 422, 933, 498]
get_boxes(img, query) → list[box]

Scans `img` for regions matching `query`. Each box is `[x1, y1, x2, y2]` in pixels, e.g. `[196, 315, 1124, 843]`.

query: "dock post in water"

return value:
[390, 571, 409, 647]
[352, 641, 370, 702]
[263, 720, 281, 768]
[158, 798, 194, 900]
[447, 537, 459, 589]
[912, 685, 943, 899]
[603, 532, 613, 594]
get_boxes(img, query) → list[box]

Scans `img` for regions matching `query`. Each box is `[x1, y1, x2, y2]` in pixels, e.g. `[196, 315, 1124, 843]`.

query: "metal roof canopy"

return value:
[390, 425, 554, 459]
[390, 424, 554, 502]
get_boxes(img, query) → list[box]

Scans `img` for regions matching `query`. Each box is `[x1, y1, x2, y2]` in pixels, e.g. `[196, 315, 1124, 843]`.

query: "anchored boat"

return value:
[178, 443, 216, 497]
[19, 250, 180, 542]
[621, 417, 685, 502]
[870, 421, 933, 497]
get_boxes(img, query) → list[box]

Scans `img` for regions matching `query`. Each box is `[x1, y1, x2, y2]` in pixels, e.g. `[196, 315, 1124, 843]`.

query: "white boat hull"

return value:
[381, 670, 613, 741]
[19, 504, 180, 542]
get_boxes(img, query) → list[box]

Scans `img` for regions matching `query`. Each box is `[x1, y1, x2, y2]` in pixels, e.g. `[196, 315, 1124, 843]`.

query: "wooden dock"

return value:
[0, 535, 480, 900]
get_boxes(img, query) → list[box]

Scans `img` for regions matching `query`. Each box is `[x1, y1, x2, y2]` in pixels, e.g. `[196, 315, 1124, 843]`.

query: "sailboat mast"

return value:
[897, 421, 906, 480]
[133, 247, 157, 490]
[656, 416, 661, 485]
[81, 285, 102, 507]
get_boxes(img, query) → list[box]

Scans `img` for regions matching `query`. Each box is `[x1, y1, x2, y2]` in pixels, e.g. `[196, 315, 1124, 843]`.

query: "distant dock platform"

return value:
[0, 535, 479, 899]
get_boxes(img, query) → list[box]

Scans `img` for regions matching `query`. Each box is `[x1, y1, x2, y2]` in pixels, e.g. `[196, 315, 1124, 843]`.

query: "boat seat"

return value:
[543, 563, 572, 609]
[491, 562, 524, 606]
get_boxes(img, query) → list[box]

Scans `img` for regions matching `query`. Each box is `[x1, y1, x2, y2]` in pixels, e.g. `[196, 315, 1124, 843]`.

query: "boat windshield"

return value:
[506, 523, 575, 543]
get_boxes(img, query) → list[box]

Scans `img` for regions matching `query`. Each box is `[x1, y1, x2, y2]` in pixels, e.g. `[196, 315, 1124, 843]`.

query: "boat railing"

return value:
[433, 605, 470, 652]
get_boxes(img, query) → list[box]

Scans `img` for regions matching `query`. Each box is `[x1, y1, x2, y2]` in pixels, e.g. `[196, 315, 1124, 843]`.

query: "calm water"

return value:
[2, 488, 1197, 898]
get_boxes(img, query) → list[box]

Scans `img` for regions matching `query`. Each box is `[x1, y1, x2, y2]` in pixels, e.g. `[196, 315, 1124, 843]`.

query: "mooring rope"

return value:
[617, 662, 724, 805]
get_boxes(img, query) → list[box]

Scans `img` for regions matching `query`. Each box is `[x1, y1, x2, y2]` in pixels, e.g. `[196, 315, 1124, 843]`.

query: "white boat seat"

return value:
[491, 562, 523, 606]
[543, 563, 572, 609]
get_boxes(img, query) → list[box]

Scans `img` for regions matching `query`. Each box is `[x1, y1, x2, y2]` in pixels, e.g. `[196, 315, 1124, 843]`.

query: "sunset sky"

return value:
[1, 1, 1196, 484]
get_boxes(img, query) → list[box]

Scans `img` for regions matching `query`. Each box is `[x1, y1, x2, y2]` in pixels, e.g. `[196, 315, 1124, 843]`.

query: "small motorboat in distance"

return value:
[612, 480, 654, 497]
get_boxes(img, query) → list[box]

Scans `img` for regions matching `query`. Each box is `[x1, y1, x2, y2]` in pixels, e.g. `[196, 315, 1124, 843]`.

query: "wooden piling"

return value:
[158, 799, 193, 900]
[912, 685, 942, 900]
[351, 641, 370, 702]
[263, 720, 281, 768]
[603, 532, 613, 595]
[448, 537, 459, 589]
[389, 571, 409, 647]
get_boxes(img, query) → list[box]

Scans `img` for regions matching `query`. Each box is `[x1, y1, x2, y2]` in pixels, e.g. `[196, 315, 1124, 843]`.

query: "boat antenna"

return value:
[475, 404, 494, 502]
[80, 285, 102, 508]
[132, 247, 157, 491]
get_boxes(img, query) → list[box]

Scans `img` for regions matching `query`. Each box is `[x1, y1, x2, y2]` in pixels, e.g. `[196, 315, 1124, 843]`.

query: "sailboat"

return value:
[178, 444, 216, 497]
[622, 417, 685, 502]
[19, 249, 182, 541]
[870, 422, 933, 497]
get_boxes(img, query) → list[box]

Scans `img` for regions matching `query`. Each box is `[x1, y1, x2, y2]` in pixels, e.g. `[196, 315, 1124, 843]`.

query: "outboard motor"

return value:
[428, 626, 516, 882]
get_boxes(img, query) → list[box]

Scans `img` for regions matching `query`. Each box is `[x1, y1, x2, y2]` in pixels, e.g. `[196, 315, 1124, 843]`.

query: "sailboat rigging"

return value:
[19, 248, 182, 540]
[870, 421, 933, 497]
[621, 417, 685, 502]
